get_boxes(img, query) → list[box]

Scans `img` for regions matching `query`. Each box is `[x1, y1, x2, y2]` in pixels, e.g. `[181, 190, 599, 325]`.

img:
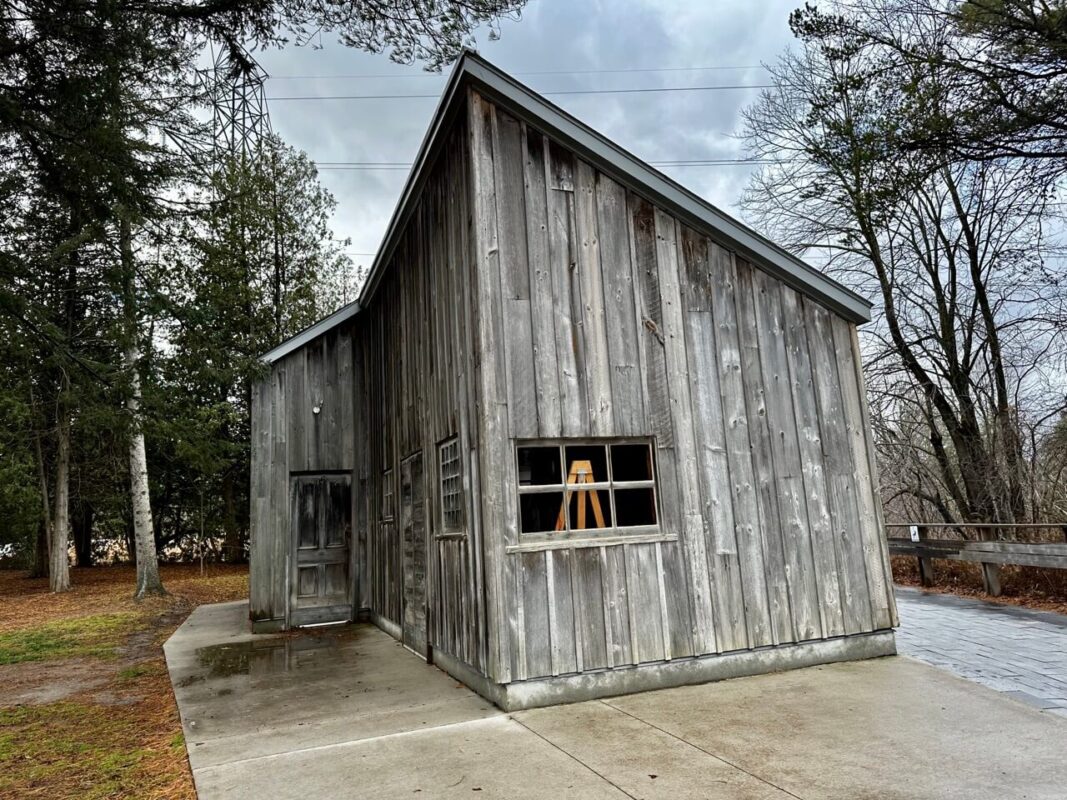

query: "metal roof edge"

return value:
[260, 301, 361, 364]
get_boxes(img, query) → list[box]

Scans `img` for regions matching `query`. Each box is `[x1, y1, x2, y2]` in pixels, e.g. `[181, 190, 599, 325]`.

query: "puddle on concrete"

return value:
[191, 626, 367, 682]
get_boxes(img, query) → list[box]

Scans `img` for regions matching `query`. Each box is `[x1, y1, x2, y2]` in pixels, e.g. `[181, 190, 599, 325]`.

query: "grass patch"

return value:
[0, 612, 142, 665]
[0, 702, 152, 800]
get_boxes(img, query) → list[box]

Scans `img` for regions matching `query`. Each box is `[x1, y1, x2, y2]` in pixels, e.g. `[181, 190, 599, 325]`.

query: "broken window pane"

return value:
[563, 444, 608, 484]
[517, 445, 562, 486]
[614, 488, 657, 527]
[610, 443, 654, 482]
[520, 491, 564, 533]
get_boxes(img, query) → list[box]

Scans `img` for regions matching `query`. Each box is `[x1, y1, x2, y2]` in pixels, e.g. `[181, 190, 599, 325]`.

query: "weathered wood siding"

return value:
[353, 115, 488, 672]
[249, 323, 356, 625]
[467, 89, 896, 684]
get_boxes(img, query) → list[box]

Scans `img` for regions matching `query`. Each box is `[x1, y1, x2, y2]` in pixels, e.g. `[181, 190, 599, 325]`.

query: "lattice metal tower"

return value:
[207, 44, 273, 165]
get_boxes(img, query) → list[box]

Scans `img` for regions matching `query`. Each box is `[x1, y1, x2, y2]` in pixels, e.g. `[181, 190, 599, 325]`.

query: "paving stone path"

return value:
[895, 586, 1067, 718]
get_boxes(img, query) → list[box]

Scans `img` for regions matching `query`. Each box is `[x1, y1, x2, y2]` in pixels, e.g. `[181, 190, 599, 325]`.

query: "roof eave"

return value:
[260, 301, 361, 364]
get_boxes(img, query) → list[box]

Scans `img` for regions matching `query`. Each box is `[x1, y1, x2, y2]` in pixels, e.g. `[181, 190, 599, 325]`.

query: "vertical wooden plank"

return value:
[491, 107, 538, 439]
[545, 140, 588, 436]
[629, 195, 673, 447]
[521, 123, 562, 438]
[287, 349, 306, 474]
[270, 365, 289, 624]
[806, 300, 873, 634]
[547, 549, 578, 675]
[573, 548, 608, 669]
[468, 90, 514, 682]
[679, 230, 746, 653]
[521, 551, 552, 678]
[780, 287, 844, 638]
[597, 174, 644, 436]
[306, 340, 324, 470]
[249, 376, 271, 619]
[654, 208, 716, 655]
[713, 249, 774, 648]
[600, 545, 633, 667]
[835, 318, 895, 631]
[625, 543, 665, 663]
[735, 259, 794, 645]
[658, 540, 695, 657]
[574, 159, 613, 435]
[752, 269, 823, 642]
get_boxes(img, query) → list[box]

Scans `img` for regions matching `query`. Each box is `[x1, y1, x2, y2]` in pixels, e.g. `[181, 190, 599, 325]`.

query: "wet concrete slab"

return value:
[168, 602, 1067, 800]
[164, 602, 499, 772]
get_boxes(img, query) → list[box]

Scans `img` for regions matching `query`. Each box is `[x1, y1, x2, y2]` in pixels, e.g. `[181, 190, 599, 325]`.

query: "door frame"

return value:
[287, 472, 354, 628]
[399, 451, 430, 657]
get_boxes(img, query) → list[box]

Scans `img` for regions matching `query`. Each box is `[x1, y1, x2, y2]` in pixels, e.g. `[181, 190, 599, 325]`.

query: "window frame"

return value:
[438, 436, 464, 534]
[513, 438, 662, 547]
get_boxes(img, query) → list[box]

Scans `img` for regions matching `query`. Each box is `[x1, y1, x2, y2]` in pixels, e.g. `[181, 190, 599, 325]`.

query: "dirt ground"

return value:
[0, 564, 248, 800]
[891, 555, 1067, 615]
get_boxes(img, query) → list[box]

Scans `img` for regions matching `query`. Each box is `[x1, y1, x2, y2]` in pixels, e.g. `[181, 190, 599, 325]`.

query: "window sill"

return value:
[506, 530, 676, 554]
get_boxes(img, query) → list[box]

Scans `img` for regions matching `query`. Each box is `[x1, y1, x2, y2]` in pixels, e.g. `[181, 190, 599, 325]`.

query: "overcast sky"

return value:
[254, 0, 802, 271]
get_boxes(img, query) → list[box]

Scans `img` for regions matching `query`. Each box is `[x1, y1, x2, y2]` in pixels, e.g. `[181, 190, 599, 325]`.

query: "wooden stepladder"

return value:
[555, 459, 606, 531]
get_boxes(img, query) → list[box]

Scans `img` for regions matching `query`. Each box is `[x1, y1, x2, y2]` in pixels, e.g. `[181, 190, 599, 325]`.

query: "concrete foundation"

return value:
[167, 601, 1067, 800]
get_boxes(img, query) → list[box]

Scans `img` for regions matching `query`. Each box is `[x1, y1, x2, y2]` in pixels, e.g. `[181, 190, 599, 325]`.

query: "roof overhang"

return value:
[260, 300, 360, 364]
[262, 50, 871, 363]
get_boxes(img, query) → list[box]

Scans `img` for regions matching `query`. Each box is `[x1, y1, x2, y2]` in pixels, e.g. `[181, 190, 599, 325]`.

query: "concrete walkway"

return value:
[166, 602, 1067, 800]
[896, 587, 1067, 716]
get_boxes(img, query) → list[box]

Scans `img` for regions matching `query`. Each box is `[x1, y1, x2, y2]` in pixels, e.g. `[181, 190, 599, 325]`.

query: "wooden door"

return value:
[400, 452, 427, 655]
[290, 474, 352, 627]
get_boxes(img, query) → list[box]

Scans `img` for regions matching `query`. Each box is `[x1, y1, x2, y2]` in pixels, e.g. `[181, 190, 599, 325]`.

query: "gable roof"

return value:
[263, 51, 870, 364]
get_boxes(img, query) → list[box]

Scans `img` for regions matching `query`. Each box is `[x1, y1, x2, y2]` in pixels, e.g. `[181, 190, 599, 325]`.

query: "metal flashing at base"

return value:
[439, 630, 896, 712]
[498, 631, 897, 711]
[250, 617, 286, 634]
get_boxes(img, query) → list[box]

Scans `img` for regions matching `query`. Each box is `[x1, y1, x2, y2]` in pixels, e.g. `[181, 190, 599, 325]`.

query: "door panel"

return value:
[289, 474, 352, 627]
[400, 452, 427, 655]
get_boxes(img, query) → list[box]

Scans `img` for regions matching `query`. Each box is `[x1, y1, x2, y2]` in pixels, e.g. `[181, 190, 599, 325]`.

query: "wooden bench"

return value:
[886, 524, 1067, 596]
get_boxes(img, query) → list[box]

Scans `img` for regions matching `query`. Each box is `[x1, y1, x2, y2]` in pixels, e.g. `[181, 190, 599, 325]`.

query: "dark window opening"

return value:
[611, 443, 655, 482]
[520, 491, 563, 533]
[614, 488, 657, 527]
[516, 440, 658, 537]
[518, 445, 562, 486]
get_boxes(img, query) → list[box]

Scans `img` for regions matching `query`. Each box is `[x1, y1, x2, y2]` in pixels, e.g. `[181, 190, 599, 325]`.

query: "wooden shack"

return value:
[249, 51, 897, 710]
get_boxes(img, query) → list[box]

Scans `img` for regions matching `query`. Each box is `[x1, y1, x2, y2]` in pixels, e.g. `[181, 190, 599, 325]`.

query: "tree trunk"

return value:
[127, 345, 165, 597]
[31, 519, 49, 579]
[73, 500, 94, 567]
[30, 385, 52, 579]
[120, 216, 165, 599]
[50, 400, 71, 592]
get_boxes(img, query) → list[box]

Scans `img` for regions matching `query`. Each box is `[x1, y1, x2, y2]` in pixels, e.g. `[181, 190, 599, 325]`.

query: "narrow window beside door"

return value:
[439, 437, 464, 532]
[516, 440, 659, 538]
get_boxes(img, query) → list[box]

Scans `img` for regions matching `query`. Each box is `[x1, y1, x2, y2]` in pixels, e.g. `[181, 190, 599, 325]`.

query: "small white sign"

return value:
[909, 525, 920, 542]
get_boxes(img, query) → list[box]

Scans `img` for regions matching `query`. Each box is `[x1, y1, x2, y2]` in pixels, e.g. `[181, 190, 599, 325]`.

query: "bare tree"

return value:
[742, 4, 1067, 528]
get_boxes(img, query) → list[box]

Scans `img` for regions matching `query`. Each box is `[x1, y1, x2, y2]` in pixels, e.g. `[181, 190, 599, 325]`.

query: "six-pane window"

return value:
[439, 437, 464, 532]
[516, 440, 658, 536]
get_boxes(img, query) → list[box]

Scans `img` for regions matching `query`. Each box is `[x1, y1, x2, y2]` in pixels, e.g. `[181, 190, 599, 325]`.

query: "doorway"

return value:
[400, 452, 427, 655]
[289, 474, 352, 627]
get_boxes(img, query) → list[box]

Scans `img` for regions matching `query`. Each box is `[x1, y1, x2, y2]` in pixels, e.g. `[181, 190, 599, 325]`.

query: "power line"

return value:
[314, 158, 776, 171]
[268, 64, 768, 80]
[268, 84, 773, 101]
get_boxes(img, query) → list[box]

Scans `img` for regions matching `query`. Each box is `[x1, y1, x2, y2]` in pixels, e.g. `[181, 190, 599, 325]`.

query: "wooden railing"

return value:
[885, 523, 1067, 596]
